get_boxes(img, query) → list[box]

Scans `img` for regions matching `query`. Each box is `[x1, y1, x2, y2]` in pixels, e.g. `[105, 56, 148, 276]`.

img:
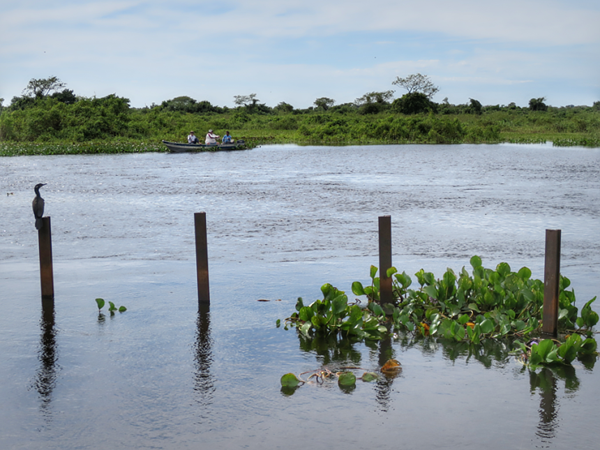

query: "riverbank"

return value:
[2, 102, 599, 155]
[1, 132, 599, 157]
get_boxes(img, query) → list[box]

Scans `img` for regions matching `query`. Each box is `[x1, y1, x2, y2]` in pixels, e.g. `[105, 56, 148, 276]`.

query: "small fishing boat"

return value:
[162, 140, 247, 153]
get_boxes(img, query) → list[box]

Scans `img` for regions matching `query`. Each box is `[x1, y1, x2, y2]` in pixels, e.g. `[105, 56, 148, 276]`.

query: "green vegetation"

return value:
[280, 360, 397, 395]
[95, 298, 127, 316]
[279, 257, 598, 370]
[1, 76, 599, 155]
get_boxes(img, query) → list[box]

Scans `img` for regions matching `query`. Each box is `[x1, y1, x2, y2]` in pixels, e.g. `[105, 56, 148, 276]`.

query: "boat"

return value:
[162, 140, 247, 153]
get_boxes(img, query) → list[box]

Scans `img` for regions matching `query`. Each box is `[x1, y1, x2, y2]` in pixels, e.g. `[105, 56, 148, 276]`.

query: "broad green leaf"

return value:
[299, 322, 312, 336]
[368, 302, 385, 317]
[479, 319, 494, 334]
[467, 303, 480, 313]
[95, 298, 105, 310]
[586, 311, 599, 328]
[386, 267, 397, 277]
[295, 297, 304, 312]
[517, 267, 531, 281]
[529, 344, 542, 366]
[423, 272, 435, 286]
[370, 265, 378, 279]
[281, 373, 303, 387]
[361, 372, 379, 382]
[580, 338, 597, 354]
[332, 294, 348, 317]
[338, 372, 356, 386]
[118, 306, 127, 312]
[458, 314, 470, 325]
[395, 272, 412, 288]
[299, 306, 314, 322]
[423, 285, 438, 300]
[470, 255, 482, 269]
[496, 262, 511, 277]
[347, 305, 363, 325]
[535, 339, 555, 361]
[351, 281, 365, 296]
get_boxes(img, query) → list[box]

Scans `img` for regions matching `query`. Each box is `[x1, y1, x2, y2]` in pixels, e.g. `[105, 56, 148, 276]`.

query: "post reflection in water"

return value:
[375, 337, 395, 411]
[33, 298, 59, 419]
[194, 304, 215, 411]
[529, 365, 580, 445]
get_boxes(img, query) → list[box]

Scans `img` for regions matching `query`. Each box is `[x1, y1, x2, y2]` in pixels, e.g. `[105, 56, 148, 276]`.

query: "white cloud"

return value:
[1, 0, 598, 108]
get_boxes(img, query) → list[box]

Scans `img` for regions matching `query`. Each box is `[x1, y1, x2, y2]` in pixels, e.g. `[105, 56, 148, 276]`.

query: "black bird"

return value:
[32, 183, 46, 230]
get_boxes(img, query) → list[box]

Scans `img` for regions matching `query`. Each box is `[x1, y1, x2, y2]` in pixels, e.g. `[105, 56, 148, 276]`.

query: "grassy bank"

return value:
[1, 97, 599, 155]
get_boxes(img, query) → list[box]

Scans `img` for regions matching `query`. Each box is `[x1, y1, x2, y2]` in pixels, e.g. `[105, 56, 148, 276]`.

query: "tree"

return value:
[274, 102, 294, 114]
[234, 94, 259, 107]
[314, 97, 335, 111]
[392, 73, 439, 99]
[23, 76, 66, 99]
[161, 96, 215, 113]
[355, 90, 395, 106]
[391, 92, 437, 114]
[467, 98, 482, 115]
[50, 89, 77, 105]
[529, 97, 548, 111]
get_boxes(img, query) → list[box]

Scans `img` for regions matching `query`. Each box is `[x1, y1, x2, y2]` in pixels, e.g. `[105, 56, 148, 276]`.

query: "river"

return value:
[1, 143, 599, 449]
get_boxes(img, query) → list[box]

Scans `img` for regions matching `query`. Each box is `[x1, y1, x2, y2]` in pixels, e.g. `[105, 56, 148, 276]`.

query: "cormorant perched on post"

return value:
[32, 183, 46, 230]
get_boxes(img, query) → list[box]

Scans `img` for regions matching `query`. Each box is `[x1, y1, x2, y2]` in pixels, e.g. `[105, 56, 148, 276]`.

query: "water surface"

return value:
[1, 143, 599, 449]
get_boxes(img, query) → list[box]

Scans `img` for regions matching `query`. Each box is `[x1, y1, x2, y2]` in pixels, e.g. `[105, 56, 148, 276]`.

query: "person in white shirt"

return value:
[205, 129, 220, 145]
[188, 131, 200, 144]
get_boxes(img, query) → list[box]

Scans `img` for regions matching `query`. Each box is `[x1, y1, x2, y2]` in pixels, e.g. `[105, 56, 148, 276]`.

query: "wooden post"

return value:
[195, 212, 210, 305]
[38, 217, 54, 301]
[378, 215, 392, 305]
[542, 229, 561, 336]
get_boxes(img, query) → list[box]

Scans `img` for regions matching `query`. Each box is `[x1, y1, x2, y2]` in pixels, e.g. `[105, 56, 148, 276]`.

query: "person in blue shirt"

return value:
[222, 131, 233, 144]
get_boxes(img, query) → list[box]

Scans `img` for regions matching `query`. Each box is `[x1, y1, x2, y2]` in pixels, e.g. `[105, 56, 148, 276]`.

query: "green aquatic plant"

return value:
[349, 256, 596, 345]
[95, 298, 127, 315]
[280, 361, 394, 394]
[280, 256, 598, 366]
[514, 334, 598, 370]
[279, 283, 388, 340]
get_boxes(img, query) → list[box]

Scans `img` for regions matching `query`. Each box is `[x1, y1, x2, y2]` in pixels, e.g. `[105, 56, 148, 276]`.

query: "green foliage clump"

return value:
[1, 76, 599, 152]
[280, 257, 598, 369]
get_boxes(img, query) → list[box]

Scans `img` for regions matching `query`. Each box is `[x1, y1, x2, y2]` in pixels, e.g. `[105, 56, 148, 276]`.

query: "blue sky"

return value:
[1, 0, 599, 108]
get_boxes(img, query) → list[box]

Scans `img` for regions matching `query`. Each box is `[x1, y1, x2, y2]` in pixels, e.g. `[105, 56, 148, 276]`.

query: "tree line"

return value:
[0, 75, 599, 146]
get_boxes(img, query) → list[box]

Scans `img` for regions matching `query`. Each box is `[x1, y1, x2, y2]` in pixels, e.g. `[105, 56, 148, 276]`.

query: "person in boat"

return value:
[187, 131, 200, 144]
[222, 131, 233, 144]
[205, 129, 220, 145]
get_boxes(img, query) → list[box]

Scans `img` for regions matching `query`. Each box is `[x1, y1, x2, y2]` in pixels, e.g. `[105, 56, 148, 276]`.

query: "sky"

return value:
[1, 0, 599, 109]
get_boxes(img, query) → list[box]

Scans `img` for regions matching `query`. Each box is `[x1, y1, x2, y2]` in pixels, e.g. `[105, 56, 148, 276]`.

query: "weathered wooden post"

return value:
[542, 229, 561, 336]
[378, 215, 393, 305]
[38, 217, 54, 301]
[195, 212, 210, 305]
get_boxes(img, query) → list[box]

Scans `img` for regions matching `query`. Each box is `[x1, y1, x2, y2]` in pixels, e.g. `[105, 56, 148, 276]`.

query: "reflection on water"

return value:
[32, 299, 59, 420]
[194, 305, 215, 412]
[529, 364, 583, 445]
[532, 368, 560, 443]
[298, 333, 363, 366]
[296, 326, 593, 443]
[295, 332, 400, 410]
[375, 337, 395, 411]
